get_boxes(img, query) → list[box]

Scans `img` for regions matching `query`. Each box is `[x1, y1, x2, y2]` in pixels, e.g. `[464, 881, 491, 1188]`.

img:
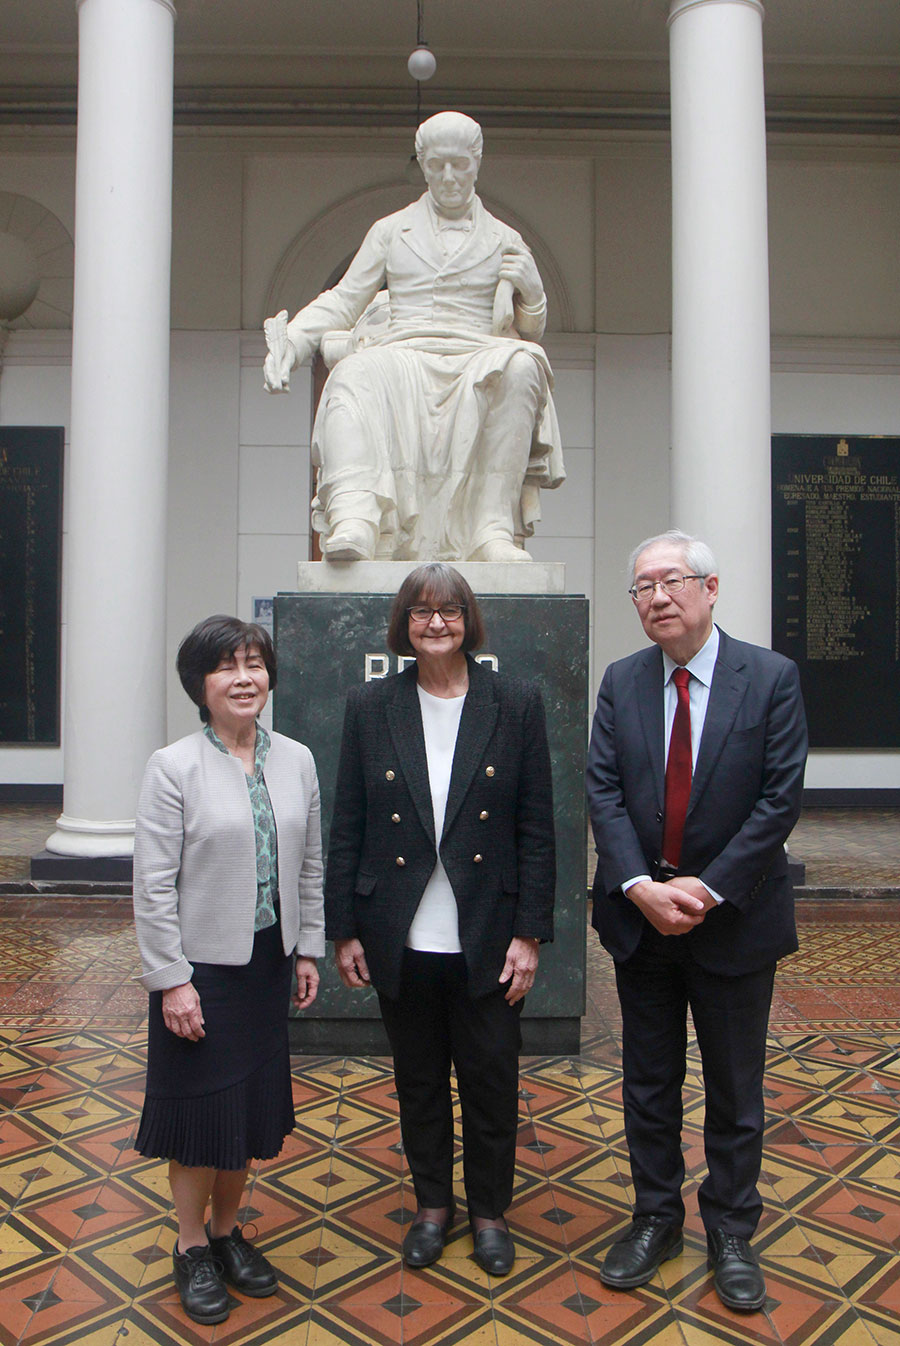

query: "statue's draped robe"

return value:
[286, 194, 565, 560]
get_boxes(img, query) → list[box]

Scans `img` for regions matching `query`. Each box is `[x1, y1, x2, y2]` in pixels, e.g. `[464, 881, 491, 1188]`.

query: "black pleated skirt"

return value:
[135, 921, 295, 1170]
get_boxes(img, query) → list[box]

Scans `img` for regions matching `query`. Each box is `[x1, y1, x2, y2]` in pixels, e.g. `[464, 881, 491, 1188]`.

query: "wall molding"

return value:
[771, 336, 900, 374]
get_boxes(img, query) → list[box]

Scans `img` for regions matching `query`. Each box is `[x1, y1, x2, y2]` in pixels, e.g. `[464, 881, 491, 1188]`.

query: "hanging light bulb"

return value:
[407, 1, 436, 82]
[407, 44, 436, 81]
[404, 0, 434, 182]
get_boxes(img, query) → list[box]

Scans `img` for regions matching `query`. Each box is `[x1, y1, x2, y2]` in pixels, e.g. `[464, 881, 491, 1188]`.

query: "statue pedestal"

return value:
[297, 560, 566, 595]
[275, 570, 588, 1055]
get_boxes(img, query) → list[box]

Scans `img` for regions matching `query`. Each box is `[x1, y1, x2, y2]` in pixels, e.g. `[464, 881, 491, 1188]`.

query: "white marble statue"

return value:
[264, 111, 564, 562]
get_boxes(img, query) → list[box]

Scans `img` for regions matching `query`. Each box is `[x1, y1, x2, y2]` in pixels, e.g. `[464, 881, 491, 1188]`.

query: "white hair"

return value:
[627, 528, 718, 585]
[415, 110, 483, 164]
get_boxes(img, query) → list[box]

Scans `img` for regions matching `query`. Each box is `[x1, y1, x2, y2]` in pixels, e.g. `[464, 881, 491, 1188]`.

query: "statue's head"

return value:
[415, 111, 483, 218]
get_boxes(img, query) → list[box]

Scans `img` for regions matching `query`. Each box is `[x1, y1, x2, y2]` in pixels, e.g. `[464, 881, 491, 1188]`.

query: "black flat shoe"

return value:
[707, 1230, 767, 1312]
[598, 1215, 683, 1288]
[472, 1225, 515, 1276]
[402, 1209, 454, 1268]
[206, 1223, 278, 1297]
[172, 1244, 230, 1324]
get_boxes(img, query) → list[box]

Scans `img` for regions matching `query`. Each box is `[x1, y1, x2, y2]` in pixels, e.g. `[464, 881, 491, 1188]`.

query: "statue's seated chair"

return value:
[320, 290, 391, 370]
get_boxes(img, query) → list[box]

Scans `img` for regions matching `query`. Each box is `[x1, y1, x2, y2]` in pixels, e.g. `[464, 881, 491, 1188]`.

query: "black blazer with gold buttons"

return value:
[325, 655, 556, 1000]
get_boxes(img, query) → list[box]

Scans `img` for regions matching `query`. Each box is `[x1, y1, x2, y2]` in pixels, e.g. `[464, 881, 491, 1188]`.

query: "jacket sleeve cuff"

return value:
[135, 956, 194, 992]
[295, 935, 326, 959]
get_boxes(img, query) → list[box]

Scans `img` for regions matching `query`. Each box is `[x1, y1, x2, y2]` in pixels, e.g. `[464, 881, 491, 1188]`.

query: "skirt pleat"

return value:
[135, 1040, 295, 1169]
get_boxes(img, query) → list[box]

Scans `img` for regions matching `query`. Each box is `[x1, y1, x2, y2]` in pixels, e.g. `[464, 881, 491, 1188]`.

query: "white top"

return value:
[406, 685, 466, 952]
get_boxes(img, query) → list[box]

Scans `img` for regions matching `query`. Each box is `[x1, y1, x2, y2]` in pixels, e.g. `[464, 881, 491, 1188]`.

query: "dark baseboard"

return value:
[288, 1017, 581, 1057]
[0, 784, 63, 805]
[802, 788, 900, 807]
[30, 851, 133, 882]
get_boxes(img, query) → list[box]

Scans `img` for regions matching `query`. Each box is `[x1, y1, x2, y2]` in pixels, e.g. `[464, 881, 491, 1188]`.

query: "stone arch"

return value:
[262, 181, 574, 333]
[0, 193, 74, 329]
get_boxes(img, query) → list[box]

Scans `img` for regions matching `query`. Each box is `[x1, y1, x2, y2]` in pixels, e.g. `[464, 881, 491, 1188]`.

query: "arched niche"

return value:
[262, 181, 574, 333]
[0, 193, 74, 329]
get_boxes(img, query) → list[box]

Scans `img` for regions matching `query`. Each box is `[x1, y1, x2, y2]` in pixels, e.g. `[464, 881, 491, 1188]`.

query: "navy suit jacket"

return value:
[325, 656, 556, 1000]
[586, 628, 807, 975]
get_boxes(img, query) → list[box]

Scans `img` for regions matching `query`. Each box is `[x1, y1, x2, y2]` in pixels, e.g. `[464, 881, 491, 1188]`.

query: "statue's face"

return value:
[420, 138, 480, 217]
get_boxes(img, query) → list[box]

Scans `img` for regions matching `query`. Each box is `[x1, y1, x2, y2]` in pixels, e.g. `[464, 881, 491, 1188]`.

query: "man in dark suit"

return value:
[586, 529, 807, 1312]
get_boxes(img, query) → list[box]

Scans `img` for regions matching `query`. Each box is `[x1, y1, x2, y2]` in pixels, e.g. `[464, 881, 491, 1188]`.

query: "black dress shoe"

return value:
[207, 1223, 278, 1297]
[402, 1210, 454, 1268]
[598, 1215, 683, 1288]
[472, 1225, 515, 1276]
[707, 1230, 767, 1311]
[172, 1244, 230, 1324]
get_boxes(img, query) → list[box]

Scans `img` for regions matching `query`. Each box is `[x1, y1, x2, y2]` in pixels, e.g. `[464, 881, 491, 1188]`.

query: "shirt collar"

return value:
[662, 624, 719, 689]
[425, 193, 475, 231]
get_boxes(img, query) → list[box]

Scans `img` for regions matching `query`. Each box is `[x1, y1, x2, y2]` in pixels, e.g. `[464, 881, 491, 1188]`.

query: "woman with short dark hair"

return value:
[133, 615, 324, 1326]
[326, 564, 556, 1276]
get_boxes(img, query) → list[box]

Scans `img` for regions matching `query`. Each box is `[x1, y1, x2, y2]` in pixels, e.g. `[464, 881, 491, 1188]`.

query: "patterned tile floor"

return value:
[0, 806, 60, 881]
[0, 890, 898, 1346]
[787, 810, 900, 889]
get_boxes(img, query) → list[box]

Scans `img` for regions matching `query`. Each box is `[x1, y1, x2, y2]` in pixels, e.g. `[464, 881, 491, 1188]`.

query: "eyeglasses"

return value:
[629, 575, 705, 602]
[407, 604, 467, 623]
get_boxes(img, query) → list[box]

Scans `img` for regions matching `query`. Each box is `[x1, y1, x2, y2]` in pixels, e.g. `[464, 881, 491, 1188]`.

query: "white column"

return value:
[46, 0, 174, 858]
[668, 0, 771, 643]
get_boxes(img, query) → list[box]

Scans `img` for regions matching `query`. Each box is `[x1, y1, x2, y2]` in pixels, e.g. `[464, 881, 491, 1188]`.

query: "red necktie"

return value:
[662, 667, 692, 868]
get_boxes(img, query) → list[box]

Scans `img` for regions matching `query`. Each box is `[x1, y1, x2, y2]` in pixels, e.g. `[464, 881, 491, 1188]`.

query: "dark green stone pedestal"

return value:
[274, 591, 589, 1055]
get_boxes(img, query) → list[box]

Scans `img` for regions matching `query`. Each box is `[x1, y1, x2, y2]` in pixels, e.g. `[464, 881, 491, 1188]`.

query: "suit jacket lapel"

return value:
[385, 665, 435, 843]
[689, 630, 749, 816]
[443, 657, 498, 839]
[398, 194, 503, 276]
[635, 649, 666, 812]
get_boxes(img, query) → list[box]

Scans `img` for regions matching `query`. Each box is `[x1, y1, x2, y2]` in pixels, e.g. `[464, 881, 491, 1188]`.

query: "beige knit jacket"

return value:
[133, 729, 325, 991]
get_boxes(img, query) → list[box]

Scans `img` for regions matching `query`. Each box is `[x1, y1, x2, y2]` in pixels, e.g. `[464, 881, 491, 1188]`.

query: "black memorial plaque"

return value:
[772, 434, 900, 748]
[0, 428, 64, 745]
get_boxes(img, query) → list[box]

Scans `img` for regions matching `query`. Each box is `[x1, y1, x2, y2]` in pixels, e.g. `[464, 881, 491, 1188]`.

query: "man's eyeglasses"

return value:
[407, 604, 467, 622]
[629, 575, 705, 603]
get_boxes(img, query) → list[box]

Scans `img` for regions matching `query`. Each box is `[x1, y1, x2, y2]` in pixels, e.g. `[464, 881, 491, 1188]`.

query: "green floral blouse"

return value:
[204, 722, 278, 931]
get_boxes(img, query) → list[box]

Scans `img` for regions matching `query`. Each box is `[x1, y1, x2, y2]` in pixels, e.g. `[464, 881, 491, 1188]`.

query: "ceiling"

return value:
[1, 0, 898, 134]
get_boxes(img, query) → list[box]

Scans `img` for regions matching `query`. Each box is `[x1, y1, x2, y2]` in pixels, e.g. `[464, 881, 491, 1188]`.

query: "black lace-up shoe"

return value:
[707, 1230, 767, 1311]
[207, 1224, 278, 1297]
[598, 1215, 683, 1288]
[172, 1244, 230, 1323]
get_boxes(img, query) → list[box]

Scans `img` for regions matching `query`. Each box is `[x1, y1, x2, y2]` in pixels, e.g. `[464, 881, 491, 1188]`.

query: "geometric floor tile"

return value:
[0, 891, 898, 1345]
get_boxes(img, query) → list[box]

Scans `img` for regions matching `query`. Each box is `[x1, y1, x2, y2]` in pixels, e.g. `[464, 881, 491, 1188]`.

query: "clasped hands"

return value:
[627, 875, 717, 937]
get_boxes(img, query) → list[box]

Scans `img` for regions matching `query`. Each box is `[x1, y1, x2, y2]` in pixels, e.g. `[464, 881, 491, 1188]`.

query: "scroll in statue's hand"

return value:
[263, 310, 295, 393]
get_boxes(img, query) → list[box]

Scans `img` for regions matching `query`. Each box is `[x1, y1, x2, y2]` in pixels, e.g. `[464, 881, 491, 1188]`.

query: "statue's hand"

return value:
[263, 348, 291, 393]
[263, 313, 300, 393]
[499, 245, 543, 308]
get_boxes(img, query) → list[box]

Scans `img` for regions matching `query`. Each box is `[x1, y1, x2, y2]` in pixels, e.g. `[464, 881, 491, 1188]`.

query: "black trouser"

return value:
[614, 925, 775, 1237]
[378, 949, 523, 1219]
